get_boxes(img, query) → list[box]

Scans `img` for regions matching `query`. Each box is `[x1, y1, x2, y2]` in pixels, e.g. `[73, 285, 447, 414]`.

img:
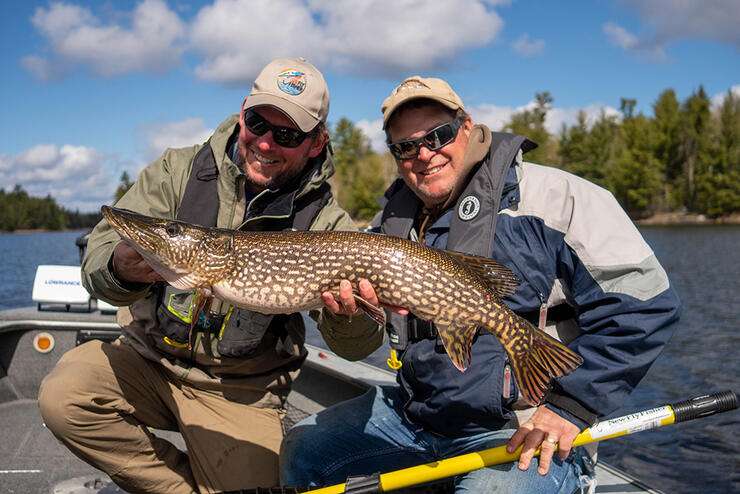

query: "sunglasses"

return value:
[387, 118, 463, 160]
[243, 110, 315, 148]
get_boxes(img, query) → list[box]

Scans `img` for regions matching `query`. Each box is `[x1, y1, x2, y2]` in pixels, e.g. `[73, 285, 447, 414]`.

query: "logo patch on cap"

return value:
[398, 79, 430, 92]
[277, 70, 306, 95]
[458, 195, 481, 221]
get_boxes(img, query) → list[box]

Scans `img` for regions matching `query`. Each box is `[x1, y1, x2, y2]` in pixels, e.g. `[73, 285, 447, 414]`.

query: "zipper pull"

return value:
[387, 349, 403, 370]
[503, 364, 512, 399]
[538, 293, 548, 330]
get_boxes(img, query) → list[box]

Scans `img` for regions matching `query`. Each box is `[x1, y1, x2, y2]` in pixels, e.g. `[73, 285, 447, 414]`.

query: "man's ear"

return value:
[308, 129, 329, 158]
[462, 115, 474, 138]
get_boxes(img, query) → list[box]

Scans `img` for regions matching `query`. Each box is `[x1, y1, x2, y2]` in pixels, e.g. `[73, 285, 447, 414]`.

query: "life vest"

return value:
[155, 140, 332, 358]
[381, 132, 535, 351]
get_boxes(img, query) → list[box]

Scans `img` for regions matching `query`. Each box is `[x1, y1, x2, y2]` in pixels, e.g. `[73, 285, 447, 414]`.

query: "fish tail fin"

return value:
[505, 318, 584, 407]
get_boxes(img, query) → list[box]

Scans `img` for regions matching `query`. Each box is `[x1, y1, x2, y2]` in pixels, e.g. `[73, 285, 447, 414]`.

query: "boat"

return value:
[0, 261, 666, 493]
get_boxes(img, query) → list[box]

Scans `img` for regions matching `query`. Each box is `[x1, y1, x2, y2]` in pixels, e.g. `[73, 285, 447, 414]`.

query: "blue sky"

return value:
[1, 0, 738, 212]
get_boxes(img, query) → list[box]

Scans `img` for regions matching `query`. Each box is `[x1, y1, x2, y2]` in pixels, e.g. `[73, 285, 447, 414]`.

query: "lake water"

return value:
[1, 226, 738, 493]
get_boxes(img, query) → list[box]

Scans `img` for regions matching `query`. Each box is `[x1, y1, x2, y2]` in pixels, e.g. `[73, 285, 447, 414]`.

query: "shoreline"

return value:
[634, 212, 740, 226]
[0, 227, 91, 234]
[3, 213, 740, 234]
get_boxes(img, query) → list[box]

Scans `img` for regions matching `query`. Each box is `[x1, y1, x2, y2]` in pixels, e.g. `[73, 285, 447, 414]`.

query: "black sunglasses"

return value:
[387, 118, 463, 160]
[243, 110, 315, 148]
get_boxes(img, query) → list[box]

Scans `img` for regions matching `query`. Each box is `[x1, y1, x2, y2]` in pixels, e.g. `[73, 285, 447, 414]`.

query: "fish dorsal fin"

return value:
[445, 251, 520, 298]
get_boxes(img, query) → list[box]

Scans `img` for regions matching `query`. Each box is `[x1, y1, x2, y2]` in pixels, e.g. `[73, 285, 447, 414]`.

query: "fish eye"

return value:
[165, 223, 180, 236]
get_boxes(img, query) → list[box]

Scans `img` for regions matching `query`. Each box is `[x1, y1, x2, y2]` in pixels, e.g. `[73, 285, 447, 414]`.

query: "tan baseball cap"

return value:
[381, 76, 465, 129]
[243, 58, 330, 132]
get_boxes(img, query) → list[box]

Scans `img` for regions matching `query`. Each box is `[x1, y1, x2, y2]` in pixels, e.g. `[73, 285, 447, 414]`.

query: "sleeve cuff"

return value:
[106, 255, 151, 293]
[544, 385, 598, 431]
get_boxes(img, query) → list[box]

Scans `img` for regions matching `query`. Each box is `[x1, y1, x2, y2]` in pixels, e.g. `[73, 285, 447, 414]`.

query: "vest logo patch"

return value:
[277, 70, 306, 95]
[458, 195, 481, 221]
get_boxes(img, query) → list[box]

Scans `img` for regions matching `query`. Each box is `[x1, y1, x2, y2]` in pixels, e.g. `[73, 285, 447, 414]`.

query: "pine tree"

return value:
[558, 110, 619, 188]
[651, 89, 683, 210]
[610, 109, 662, 217]
[681, 86, 716, 214]
[330, 118, 391, 220]
[704, 90, 740, 215]
[504, 92, 556, 164]
[115, 172, 135, 202]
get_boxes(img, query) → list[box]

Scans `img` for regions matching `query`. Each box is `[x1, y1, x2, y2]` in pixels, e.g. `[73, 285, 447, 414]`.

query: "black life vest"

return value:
[381, 132, 535, 350]
[155, 139, 332, 358]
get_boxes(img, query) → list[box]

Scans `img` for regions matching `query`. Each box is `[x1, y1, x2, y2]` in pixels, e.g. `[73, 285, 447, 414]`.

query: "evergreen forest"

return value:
[2, 85, 739, 231]
[333, 86, 740, 221]
[0, 185, 99, 232]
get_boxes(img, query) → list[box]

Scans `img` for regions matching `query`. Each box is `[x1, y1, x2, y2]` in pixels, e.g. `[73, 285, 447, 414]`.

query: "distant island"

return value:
[0, 185, 100, 232]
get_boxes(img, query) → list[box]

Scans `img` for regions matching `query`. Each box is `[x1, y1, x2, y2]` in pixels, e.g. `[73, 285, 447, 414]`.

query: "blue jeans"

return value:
[281, 386, 594, 493]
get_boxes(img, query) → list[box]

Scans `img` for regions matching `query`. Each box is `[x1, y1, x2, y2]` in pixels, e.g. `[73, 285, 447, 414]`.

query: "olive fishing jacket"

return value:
[81, 114, 382, 408]
[379, 125, 681, 437]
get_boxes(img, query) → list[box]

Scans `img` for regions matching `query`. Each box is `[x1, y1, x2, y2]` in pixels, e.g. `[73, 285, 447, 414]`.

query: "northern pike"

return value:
[101, 205, 583, 405]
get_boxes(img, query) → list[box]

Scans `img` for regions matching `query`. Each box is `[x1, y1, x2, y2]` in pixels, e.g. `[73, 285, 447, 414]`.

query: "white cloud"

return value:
[310, 0, 503, 77]
[602, 22, 638, 51]
[0, 144, 117, 212]
[139, 118, 214, 163]
[469, 100, 620, 135]
[602, 22, 667, 62]
[0, 117, 214, 212]
[23, 0, 185, 80]
[190, 0, 503, 84]
[469, 103, 522, 133]
[605, 0, 740, 61]
[546, 103, 621, 133]
[20, 55, 69, 82]
[190, 0, 325, 85]
[25, 0, 505, 84]
[711, 84, 740, 109]
[511, 33, 545, 57]
[0, 110, 376, 211]
[355, 119, 387, 154]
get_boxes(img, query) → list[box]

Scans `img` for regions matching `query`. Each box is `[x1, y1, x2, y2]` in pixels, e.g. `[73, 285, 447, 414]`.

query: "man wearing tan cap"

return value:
[281, 76, 680, 492]
[38, 58, 382, 493]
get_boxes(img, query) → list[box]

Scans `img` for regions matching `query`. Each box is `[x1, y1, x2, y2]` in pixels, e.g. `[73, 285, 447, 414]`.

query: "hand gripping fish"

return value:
[101, 206, 583, 406]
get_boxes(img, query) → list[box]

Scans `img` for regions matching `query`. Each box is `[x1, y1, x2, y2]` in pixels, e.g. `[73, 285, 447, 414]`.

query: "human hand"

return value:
[322, 279, 409, 317]
[111, 242, 165, 283]
[506, 405, 581, 475]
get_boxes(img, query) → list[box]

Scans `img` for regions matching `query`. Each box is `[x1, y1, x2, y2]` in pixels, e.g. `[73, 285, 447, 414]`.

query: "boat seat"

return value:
[31, 265, 91, 312]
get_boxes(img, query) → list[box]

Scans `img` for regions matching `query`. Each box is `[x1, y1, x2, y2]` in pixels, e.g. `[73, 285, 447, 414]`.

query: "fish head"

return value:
[101, 206, 232, 289]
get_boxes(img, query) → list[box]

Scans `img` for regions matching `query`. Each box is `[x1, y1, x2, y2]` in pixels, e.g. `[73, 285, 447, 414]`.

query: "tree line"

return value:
[0, 185, 99, 232]
[4, 85, 738, 230]
[332, 86, 740, 221]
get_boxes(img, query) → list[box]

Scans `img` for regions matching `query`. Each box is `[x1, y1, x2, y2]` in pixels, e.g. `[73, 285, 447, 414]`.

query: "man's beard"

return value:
[237, 149, 302, 193]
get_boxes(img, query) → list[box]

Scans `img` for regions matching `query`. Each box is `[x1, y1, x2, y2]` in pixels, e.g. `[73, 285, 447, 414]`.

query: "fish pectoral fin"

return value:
[436, 321, 478, 372]
[189, 288, 214, 349]
[191, 288, 214, 328]
[353, 294, 387, 327]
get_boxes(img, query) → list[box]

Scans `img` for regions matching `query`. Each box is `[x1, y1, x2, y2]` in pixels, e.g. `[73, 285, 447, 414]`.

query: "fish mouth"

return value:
[100, 206, 171, 254]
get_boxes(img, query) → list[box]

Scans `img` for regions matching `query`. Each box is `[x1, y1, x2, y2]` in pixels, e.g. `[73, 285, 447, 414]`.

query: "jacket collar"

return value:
[210, 114, 336, 223]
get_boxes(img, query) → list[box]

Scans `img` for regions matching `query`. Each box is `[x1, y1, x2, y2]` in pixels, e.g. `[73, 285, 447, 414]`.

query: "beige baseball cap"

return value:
[243, 58, 330, 132]
[381, 76, 465, 129]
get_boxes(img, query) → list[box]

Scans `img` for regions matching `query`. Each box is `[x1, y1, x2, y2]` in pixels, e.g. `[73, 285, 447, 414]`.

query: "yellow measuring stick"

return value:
[305, 390, 737, 494]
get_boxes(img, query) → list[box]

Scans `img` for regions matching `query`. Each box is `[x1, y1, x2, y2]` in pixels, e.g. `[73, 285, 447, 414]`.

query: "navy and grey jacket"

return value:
[377, 126, 681, 438]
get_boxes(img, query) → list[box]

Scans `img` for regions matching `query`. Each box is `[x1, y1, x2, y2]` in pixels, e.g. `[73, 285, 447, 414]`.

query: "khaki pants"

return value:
[38, 340, 283, 494]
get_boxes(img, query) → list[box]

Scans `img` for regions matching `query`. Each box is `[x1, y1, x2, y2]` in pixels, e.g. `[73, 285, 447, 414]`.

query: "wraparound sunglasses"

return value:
[243, 110, 315, 148]
[387, 117, 463, 160]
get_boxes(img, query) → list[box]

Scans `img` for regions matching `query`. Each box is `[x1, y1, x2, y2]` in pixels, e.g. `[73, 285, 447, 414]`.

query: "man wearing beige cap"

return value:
[38, 58, 382, 493]
[281, 76, 680, 492]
